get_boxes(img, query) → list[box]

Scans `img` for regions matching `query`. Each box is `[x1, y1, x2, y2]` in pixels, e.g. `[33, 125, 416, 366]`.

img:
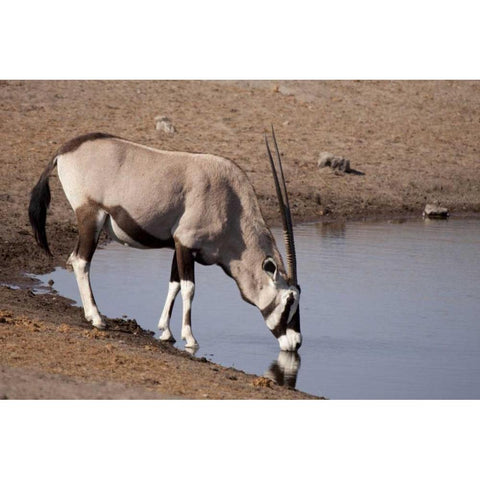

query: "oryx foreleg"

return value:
[174, 241, 198, 348]
[68, 206, 107, 329]
[158, 252, 180, 342]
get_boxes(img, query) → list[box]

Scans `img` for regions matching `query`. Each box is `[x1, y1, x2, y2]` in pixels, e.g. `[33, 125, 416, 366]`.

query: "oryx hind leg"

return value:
[158, 252, 180, 342]
[68, 205, 107, 329]
[174, 240, 198, 349]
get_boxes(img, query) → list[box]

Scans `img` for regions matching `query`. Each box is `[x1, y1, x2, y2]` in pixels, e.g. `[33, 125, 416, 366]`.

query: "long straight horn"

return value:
[265, 126, 298, 285]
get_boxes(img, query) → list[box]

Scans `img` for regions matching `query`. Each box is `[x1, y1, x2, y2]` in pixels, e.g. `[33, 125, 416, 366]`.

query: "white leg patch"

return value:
[158, 281, 180, 341]
[70, 256, 105, 329]
[180, 279, 195, 299]
[181, 325, 198, 348]
[180, 280, 198, 347]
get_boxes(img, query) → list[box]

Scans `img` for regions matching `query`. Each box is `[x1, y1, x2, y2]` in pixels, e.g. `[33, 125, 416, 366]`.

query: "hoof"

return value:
[89, 317, 107, 330]
[159, 331, 176, 343]
[181, 327, 198, 349]
[93, 321, 107, 330]
[185, 345, 199, 355]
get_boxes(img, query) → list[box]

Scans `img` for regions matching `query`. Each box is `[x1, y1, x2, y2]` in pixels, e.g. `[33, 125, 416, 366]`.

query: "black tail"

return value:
[28, 157, 57, 256]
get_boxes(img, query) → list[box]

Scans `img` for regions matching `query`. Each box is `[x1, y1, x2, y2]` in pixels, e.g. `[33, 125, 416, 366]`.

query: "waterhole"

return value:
[35, 218, 480, 399]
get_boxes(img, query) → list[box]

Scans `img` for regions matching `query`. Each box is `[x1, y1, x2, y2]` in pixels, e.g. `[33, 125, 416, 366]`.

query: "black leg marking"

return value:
[70, 205, 107, 328]
[174, 240, 198, 347]
[167, 252, 179, 319]
[75, 205, 105, 262]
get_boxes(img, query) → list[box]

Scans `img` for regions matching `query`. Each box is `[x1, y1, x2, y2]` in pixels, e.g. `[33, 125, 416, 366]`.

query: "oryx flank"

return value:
[29, 129, 302, 351]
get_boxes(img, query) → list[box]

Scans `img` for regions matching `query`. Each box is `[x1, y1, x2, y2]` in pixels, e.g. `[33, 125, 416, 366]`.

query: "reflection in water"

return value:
[314, 221, 346, 239]
[264, 352, 301, 388]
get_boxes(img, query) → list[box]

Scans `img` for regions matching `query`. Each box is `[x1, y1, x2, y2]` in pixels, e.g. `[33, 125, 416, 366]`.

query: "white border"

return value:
[2, 2, 478, 478]
[2, 1, 479, 79]
[2, 400, 478, 479]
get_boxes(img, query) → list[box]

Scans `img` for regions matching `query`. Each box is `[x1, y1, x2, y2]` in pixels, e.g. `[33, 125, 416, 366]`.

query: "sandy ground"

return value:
[1, 80, 479, 399]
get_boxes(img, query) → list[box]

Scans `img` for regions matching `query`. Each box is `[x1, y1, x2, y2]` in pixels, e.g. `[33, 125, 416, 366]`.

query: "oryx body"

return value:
[29, 132, 301, 351]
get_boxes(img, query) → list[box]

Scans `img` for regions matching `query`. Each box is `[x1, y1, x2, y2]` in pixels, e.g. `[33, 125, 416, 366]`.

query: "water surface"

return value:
[36, 218, 480, 399]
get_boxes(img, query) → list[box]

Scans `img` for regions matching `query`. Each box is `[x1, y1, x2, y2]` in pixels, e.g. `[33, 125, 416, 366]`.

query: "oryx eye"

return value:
[262, 257, 277, 279]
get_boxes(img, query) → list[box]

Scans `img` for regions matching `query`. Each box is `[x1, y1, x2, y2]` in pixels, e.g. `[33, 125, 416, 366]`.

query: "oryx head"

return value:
[262, 127, 302, 352]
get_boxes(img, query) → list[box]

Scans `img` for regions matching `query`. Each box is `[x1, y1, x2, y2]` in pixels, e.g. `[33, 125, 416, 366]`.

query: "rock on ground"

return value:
[155, 116, 176, 133]
[423, 204, 450, 218]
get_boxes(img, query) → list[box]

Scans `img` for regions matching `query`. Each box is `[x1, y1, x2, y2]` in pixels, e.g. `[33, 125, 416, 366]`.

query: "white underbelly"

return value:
[103, 215, 150, 249]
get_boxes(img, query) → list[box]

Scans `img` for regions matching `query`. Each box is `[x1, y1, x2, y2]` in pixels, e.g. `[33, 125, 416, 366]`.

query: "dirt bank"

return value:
[1, 80, 479, 399]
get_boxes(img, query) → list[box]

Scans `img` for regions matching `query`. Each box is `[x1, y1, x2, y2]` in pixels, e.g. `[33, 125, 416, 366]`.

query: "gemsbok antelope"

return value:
[29, 128, 302, 351]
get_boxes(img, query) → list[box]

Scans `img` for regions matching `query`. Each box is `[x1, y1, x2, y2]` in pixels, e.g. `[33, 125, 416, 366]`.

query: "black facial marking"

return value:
[287, 306, 301, 334]
[264, 292, 295, 338]
[261, 297, 277, 318]
[279, 293, 295, 327]
[270, 323, 284, 339]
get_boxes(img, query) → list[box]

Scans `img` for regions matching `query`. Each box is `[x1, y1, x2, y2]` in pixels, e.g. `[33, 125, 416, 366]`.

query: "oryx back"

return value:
[55, 133, 250, 254]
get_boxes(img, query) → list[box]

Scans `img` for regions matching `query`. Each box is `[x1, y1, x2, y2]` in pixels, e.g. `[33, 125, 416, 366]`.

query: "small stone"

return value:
[57, 324, 70, 333]
[423, 204, 449, 218]
[154, 116, 176, 134]
[252, 377, 273, 388]
[319, 207, 330, 216]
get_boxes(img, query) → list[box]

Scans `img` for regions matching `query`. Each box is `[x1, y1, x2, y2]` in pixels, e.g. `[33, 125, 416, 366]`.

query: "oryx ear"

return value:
[263, 257, 278, 280]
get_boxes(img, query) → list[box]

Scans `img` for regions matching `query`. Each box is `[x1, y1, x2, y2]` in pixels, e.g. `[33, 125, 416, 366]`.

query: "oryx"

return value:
[28, 128, 302, 351]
